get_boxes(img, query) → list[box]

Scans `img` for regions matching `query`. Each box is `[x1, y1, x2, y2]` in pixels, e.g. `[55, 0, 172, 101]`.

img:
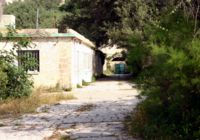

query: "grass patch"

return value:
[0, 91, 75, 118]
[44, 132, 73, 140]
[82, 80, 91, 86]
[77, 84, 82, 88]
[59, 135, 73, 140]
[0, 123, 5, 127]
[35, 84, 63, 93]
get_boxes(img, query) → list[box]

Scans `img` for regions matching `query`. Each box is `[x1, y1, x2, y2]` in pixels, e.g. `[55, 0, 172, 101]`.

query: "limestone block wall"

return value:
[0, 2, 3, 20]
[28, 37, 74, 88]
[0, 15, 15, 29]
[0, 37, 73, 88]
[58, 38, 73, 89]
[29, 38, 61, 88]
[80, 42, 94, 83]
[0, 36, 95, 89]
[100, 45, 127, 71]
[71, 39, 95, 88]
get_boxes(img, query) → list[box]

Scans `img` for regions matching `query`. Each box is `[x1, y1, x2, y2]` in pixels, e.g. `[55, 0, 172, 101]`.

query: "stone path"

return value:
[0, 75, 140, 140]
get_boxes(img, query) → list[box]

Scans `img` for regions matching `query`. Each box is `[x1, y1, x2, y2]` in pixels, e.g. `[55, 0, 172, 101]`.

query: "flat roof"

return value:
[0, 29, 95, 48]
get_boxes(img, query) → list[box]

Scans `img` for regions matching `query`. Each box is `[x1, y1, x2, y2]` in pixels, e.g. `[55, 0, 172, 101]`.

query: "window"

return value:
[17, 50, 40, 72]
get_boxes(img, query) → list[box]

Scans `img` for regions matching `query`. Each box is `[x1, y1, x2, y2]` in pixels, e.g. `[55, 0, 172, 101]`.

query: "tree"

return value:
[59, 0, 178, 47]
[126, 1, 200, 139]
[4, 0, 64, 29]
[59, 0, 122, 47]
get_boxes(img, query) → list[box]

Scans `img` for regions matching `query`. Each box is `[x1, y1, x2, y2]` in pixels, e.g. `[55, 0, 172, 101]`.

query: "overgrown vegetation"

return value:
[59, 0, 200, 139]
[59, 0, 122, 46]
[0, 27, 34, 100]
[76, 84, 82, 88]
[0, 27, 76, 118]
[82, 80, 91, 86]
[36, 84, 63, 93]
[0, 91, 75, 118]
[125, 1, 200, 139]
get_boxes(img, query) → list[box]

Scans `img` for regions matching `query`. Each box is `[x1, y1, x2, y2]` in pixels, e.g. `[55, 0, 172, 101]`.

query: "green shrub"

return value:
[127, 32, 150, 76]
[77, 84, 82, 88]
[127, 11, 200, 140]
[92, 75, 96, 82]
[82, 80, 90, 86]
[0, 27, 34, 100]
[0, 63, 8, 97]
[0, 63, 33, 99]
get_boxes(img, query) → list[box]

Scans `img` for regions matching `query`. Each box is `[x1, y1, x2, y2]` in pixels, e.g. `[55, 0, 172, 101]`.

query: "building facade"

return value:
[100, 45, 128, 74]
[0, 29, 104, 89]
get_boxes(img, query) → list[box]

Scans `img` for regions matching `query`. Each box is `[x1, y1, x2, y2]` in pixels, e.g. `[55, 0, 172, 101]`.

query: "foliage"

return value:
[4, 0, 64, 29]
[0, 27, 34, 100]
[76, 84, 82, 88]
[82, 80, 90, 86]
[59, 0, 200, 139]
[127, 1, 200, 139]
[126, 32, 150, 75]
[59, 0, 161, 47]
[59, 0, 121, 46]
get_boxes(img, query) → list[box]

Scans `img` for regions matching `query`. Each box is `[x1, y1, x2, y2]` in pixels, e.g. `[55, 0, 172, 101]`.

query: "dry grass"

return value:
[0, 91, 75, 118]
[34, 85, 63, 93]
[44, 131, 73, 140]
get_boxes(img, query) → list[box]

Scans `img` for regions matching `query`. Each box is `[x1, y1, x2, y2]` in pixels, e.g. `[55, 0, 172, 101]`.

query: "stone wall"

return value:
[0, 36, 96, 89]
[0, 15, 15, 29]
[0, 0, 15, 29]
[0, 37, 72, 88]
[0, 0, 5, 21]
[58, 38, 73, 89]
[71, 39, 95, 88]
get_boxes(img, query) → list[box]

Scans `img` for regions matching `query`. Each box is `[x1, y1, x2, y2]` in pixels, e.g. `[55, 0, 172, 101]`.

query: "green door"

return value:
[115, 64, 125, 74]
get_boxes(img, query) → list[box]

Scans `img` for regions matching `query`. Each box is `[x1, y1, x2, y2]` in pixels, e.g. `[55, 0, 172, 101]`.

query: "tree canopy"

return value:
[4, 0, 64, 29]
[59, 0, 121, 46]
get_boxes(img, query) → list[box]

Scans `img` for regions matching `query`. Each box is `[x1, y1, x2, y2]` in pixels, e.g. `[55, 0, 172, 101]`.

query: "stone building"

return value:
[0, 28, 104, 89]
[0, 0, 4, 20]
[0, 0, 15, 29]
[100, 45, 128, 74]
[0, 1, 104, 89]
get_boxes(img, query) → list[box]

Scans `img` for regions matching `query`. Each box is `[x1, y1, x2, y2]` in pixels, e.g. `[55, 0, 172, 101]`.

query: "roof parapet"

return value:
[0, 28, 95, 48]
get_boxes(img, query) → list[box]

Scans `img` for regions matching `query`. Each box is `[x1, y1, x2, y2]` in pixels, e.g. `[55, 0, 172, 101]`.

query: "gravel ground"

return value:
[0, 75, 140, 140]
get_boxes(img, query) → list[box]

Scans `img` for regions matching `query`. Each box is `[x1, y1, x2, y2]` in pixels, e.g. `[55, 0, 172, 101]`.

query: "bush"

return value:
[82, 80, 90, 86]
[0, 28, 34, 100]
[127, 11, 200, 140]
[4, 64, 33, 99]
[0, 63, 8, 97]
[127, 32, 150, 76]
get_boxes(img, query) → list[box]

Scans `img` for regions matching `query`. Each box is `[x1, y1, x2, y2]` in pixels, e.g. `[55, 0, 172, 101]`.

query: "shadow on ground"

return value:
[98, 74, 133, 82]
